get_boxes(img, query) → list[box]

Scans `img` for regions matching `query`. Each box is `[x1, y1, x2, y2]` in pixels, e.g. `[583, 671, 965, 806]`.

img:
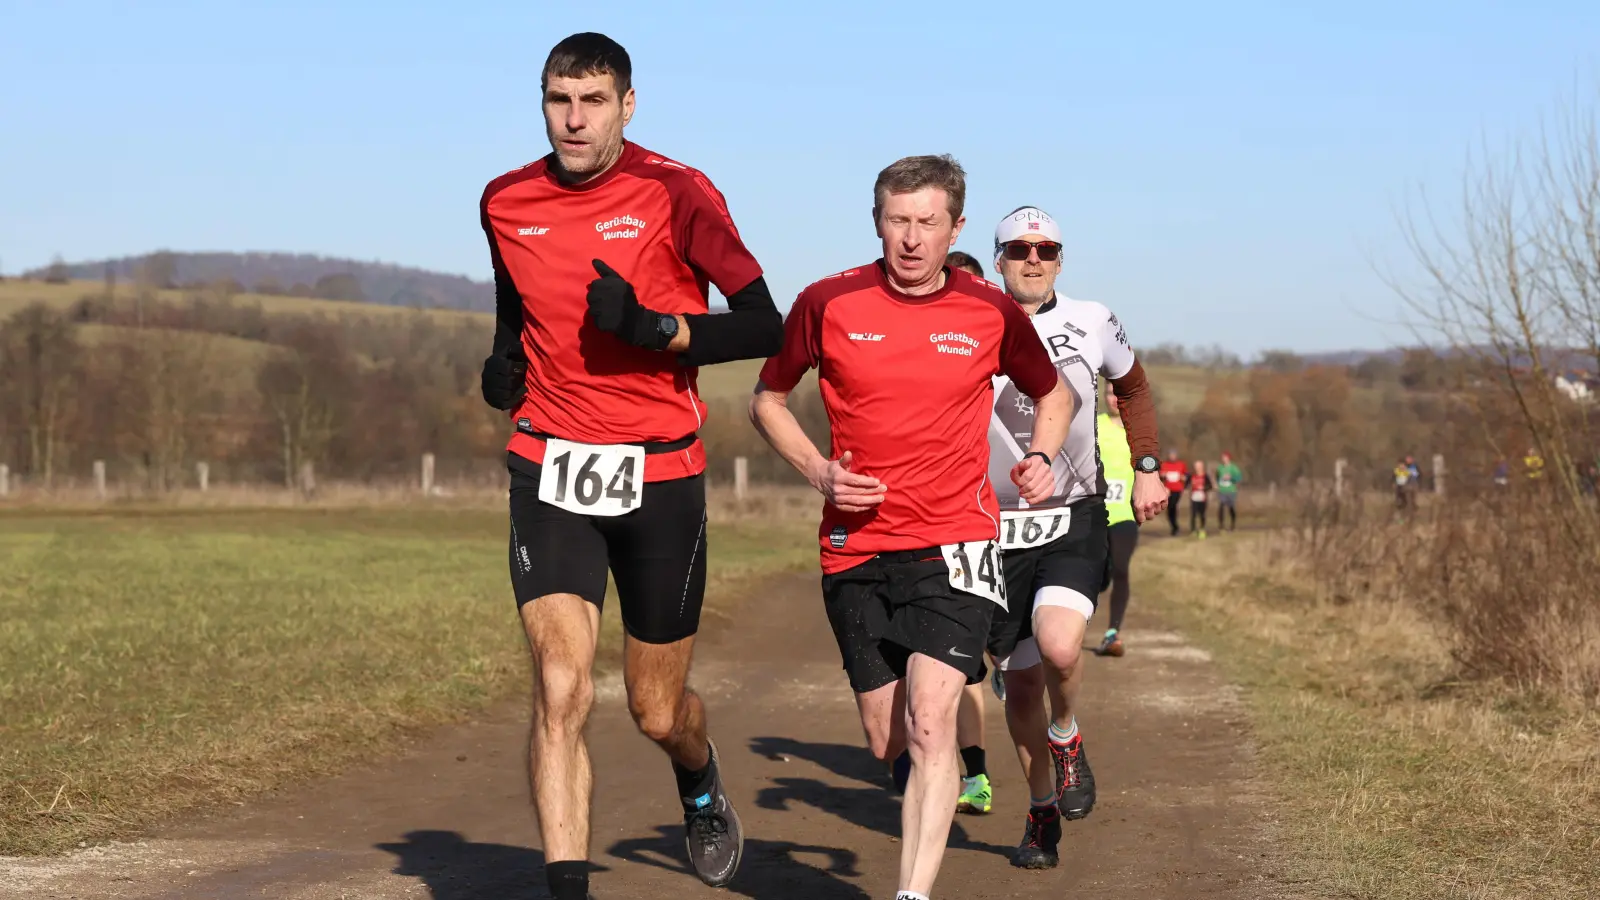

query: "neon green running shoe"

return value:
[956, 774, 993, 815]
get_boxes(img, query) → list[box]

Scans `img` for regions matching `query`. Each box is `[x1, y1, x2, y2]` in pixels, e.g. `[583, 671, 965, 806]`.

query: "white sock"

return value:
[1048, 717, 1078, 744]
[896, 893, 930, 900]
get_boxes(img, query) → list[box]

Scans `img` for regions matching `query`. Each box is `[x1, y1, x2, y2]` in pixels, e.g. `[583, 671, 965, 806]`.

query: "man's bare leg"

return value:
[519, 593, 602, 863]
[855, 680, 907, 762]
[898, 653, 965, 896]
[1001, 665, 1053, 803]
[956, 682, 985, 749]
[623, 634, 709, 770]
[1033, 604, 1096, 819]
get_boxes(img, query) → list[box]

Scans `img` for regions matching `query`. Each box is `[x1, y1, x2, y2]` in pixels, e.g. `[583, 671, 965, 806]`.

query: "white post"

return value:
[1433, 453, 1446, 495]
[196, 461, 210, 492]
[1269, 481, 1277, 502]
[421, 453, 435, 495]
[299, 461, 315, 496]
[0, 463, 8, 497]
[1335, 458, 1347, 497]
[734, 456, 748, 502]
[93, 460, 107, 500]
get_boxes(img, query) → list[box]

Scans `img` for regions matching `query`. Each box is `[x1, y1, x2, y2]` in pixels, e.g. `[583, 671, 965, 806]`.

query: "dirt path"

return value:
[3, 571, 1272, 900]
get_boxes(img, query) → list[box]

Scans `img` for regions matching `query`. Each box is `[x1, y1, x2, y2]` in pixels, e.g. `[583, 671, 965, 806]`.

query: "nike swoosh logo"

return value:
[949, 648, 972, 658]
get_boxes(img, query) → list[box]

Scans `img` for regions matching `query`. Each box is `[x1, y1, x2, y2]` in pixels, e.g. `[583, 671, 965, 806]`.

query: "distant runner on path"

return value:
[1215, 452, 1242, 532]
[1159, 450, 1188, 537]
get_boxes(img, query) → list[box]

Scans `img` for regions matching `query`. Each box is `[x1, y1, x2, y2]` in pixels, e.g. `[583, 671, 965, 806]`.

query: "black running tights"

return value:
[1190, 500, 1208, 532]
[1107, 521, 1139, 631]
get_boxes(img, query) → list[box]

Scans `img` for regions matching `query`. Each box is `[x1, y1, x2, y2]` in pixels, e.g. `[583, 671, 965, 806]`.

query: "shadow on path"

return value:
[607, 824, 870, 899]
[377, 830, 610, 900]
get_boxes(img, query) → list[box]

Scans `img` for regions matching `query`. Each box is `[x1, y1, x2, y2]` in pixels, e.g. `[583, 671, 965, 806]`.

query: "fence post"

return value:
[196, 461, 210, 492]
[94, 460, 107, 500]
[298, 461, 316, 497]
[734, 456, 748, 502]
[421, 453, 435, 495]
[0, 463, 8, 498]
[1433, 453, 1446, 495]
[1268, 481, 1277, 501]
[1334, 458, 1347, 496]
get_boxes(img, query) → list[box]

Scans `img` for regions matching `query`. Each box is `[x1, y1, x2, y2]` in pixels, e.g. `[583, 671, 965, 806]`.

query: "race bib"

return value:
[1219, 477, 1234, 488]
[1395, 474, 1407, 486]
[999, 509, 1070, 551]
[1106, 480, 1128, 503]
[1191, 490, 1207, 503]
[537, 439, 644, 517]
[941, 540, 1006, 609]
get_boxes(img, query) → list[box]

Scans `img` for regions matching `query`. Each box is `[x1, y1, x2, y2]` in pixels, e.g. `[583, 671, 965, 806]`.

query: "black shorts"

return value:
[985, 500, 1111, 663]
[820, 549, 997, 694]
[507, 453, 706, 645]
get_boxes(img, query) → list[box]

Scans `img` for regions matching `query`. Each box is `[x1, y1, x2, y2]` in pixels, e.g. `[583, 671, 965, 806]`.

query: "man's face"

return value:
[1167, 449, 1179, 461]
[1221, 453, 1231, 464]
[876, 188, 964, 288]
[997, 234, 1063, 305]
[1106, 388, 1121, 416]
[543, 73, 635, 179]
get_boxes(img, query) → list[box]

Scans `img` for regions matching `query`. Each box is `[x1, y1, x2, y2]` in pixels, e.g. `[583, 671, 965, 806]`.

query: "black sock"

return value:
[959, 745, 986, 779]
[546, 860, 588, 900]
[674, 753, 716, 805]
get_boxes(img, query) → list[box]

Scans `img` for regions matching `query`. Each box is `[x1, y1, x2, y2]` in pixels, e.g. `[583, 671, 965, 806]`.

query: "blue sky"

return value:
[3, 1, 1597, 353]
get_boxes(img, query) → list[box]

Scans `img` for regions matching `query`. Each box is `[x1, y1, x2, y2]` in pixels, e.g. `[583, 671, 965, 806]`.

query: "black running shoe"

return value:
[682, 742, 743, 887]
[1049, 733, 1097, 820]
[1010, 805, 1061, 869]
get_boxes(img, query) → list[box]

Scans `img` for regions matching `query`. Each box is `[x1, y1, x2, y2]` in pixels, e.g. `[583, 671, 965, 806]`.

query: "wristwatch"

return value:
[1135, 455, 1159, 474]
[654, 313, 679, 350]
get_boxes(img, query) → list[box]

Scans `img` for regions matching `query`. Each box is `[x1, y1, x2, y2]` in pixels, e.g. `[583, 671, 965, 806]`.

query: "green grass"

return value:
[1140, 535, 1600, 899]
[0, 507, 818, 855]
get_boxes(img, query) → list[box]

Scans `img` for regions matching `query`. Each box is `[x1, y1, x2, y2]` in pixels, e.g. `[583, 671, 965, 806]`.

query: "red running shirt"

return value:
[760, 264, 1059, 574]
[481, 142, 763, 481]
[1159, 460, 1189, 492]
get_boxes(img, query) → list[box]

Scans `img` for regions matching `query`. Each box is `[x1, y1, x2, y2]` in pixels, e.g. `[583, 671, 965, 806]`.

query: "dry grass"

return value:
[0, 280, 486, 325]
[1139, 533, 1600, 899]
[0, 504, 820, 856]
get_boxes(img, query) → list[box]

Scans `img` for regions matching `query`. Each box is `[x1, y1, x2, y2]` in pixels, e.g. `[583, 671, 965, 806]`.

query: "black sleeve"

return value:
[678, 275, 783, 367]
[489, 240, 525, 359]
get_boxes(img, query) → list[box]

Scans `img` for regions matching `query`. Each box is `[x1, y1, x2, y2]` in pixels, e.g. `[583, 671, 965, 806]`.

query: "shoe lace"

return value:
[1053, 739, 1082, 790]
[688, 806, 728, 850]
[1019, 809, 1047, 849]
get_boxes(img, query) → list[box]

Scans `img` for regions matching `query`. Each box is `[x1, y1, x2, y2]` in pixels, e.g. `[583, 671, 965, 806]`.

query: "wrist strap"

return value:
[1023, 451, 1052, 467]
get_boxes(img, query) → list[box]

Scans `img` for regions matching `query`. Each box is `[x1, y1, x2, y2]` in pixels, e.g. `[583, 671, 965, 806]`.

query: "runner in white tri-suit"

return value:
[978, 206, 1168, 870]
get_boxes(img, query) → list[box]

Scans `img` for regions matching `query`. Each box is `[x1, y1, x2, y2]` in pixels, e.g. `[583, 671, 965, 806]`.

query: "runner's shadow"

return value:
[377, 829, 610, 900]
[754, 776, 1013, 860]
[748, 736, 889, 788]
[607, 824, 870, 899]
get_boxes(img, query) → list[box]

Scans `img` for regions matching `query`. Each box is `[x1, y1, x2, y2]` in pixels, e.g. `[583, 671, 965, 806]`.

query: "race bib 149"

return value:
[538, 439, 645, 517]
[941, 540, 1006, 609]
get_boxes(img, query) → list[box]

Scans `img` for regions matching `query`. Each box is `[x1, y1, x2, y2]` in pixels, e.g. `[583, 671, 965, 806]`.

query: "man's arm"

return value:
[1100, 306, 1167, 523]
[670, 276, 783, 365]
[479, 211, 528, 411]
[749, 385, 884, 512]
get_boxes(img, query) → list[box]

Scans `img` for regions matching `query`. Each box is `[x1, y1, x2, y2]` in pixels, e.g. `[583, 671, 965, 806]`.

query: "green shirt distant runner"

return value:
[1097, 412, 1136, 526]
[1216, 461, 1243, 495]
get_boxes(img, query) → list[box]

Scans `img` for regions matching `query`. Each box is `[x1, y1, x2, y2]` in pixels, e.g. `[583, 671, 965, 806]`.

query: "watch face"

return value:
[1137, 456, 1158, 473]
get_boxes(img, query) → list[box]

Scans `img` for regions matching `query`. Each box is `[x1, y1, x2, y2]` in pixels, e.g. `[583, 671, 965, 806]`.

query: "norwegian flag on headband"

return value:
[1028, 222, 1040, 230]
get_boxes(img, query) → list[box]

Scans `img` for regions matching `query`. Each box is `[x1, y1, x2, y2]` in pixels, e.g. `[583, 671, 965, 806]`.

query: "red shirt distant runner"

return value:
[1160, 459, 1189, 493]
[481, 141, 763, 481]
[760, 264, 1058, 573]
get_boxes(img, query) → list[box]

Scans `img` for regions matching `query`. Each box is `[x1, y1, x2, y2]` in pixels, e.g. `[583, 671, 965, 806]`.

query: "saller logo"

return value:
[517, 226, 549, 236]
[595, 215, 647, 241]
[848, 332, 886, 342]
[930, 331, 980, 357]
[829, 525, 848, 549]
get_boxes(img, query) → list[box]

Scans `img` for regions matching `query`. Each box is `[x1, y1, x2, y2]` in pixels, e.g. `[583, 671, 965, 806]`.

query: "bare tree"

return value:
[1396, 91, 1600, 543]
[0, 305, 80, 485]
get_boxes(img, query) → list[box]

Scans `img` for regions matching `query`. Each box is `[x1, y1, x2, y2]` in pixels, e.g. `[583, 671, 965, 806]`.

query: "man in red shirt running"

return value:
[1158, 450, 1189, 536]
[751, 155, 1071, 900]
[477, 33, 782, 900]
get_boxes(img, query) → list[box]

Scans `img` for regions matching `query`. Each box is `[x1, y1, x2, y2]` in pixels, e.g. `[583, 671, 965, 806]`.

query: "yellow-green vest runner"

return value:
[1098, 412, 1135, 526]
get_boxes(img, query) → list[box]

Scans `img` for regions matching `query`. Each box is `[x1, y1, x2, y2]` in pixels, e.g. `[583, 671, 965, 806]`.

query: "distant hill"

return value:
[27, 251, 492, 312]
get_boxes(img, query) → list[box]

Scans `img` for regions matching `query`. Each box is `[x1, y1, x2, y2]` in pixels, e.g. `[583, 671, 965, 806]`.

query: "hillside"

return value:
[27, 251, 493, 312]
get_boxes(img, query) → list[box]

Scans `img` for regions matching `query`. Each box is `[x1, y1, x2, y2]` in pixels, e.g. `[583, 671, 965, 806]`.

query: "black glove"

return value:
[480, 347, 528, 411]
[587, 259, 670, 350]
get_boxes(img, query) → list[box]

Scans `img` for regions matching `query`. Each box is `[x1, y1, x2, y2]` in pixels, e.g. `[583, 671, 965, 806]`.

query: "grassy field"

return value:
[1139, 534, 1600, 899]
[0, 504, 819, 856]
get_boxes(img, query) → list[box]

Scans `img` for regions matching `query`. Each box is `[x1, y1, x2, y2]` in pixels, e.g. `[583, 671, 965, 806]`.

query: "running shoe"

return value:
[1048, 732, 1097, 820]
[682, 741, 743, 887]
[1094, 629, 1125, 657]
[956, 774, 992, 815]
[990, 663, 1007, 701]
[1010, 805, 1061, 869]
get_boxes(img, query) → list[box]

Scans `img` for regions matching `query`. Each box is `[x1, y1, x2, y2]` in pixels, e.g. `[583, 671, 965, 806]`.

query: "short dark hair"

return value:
[542, 32, 632, 96]
[873, 154, 966, 222]
[945, 251, 984, 278]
